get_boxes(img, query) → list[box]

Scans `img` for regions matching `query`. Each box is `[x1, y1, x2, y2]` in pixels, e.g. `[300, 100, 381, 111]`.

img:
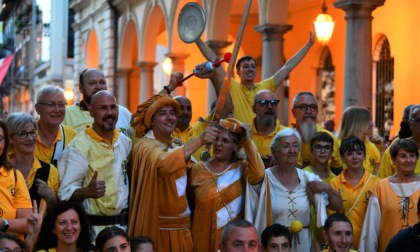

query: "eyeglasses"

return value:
[312, 144, 332, 152]
[16, 130, 37, 139]
[254, 99, 280, 107]
[410, 118, 420, 124]
[293, 104, 318, 112]
[215, 136, 233, 145]
[37, 102, 67, 109]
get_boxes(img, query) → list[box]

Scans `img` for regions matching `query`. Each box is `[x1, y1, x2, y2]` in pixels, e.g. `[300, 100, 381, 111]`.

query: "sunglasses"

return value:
[255, 99, 280, 107]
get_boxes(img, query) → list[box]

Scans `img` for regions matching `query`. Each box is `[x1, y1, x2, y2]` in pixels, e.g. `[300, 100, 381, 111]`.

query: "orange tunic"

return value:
[129, 131, 194, 252]
[359, 178, 420, 252]
[188, 139, 264, 252]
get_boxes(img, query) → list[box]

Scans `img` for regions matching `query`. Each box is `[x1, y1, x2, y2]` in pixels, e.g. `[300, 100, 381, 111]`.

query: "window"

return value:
[373, 36, 394, 141]
[317, 47, 335, 123]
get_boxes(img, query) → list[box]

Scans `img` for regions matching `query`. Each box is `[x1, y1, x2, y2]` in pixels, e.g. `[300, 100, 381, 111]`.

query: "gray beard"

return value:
[301, 121, 316, 143]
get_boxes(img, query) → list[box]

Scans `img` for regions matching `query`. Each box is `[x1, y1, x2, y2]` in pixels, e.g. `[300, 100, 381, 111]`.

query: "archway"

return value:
[119, 20, 139, 111]
[373, 35, 394, 141]
[317, 47, 335, 125]
[85, 30, 100, 68]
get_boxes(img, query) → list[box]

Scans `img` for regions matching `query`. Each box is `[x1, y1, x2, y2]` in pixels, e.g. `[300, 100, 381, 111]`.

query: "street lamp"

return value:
[314, 0, 335, 45]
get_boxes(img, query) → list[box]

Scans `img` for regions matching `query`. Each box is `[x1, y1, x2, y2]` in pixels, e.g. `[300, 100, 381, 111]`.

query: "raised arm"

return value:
[195, 39, 226, 97]
[158, 72, 184, 95]
[183, 126, 220, 160]
[273, 31, 315, 88]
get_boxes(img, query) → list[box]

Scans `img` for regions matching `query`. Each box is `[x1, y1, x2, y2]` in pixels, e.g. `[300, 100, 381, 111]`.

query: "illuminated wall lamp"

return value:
[314, 0, 335, 45]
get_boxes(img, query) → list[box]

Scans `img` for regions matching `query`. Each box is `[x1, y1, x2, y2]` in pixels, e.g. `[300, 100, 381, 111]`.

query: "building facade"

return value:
[0, 0, 74, 115]
[2, 0, 419, 140]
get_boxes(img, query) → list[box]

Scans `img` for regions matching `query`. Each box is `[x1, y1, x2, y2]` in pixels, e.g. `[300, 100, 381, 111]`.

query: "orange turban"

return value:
[131, 94, 180, 138]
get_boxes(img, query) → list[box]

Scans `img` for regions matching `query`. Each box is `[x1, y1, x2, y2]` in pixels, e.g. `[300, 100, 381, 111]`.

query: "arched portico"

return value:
[118, 20, 140, 110]
[85, 29, 100, 69]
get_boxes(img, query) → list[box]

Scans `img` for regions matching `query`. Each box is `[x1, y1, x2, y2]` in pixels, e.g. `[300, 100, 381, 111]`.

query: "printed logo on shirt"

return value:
[7, 185, 15, 197]
[364, 191, 372, 204]
[369, 157, 375, 167]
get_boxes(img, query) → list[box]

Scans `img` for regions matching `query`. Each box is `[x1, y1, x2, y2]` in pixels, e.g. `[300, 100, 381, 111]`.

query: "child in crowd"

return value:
[303, 132, 337, 246]
[96, 226, 131, 252]
[130, 236, 154, 252]
[261, 223, 292, 252]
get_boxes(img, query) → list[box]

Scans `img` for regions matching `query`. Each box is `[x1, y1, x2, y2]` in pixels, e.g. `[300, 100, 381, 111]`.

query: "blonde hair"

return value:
[337, 106, 370, 140]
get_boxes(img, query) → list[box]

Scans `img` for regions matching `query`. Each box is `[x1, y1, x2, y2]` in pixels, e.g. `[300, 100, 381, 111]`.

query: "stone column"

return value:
[115, 68, 131, 107]
[205, 40, 232, 111]
[137, 61, 157, 102]
[71, 14, 82, 102]
[334, 0, 385, 110]
[165, 53, 189, 96]
[255, 24, 293, 124]
[101, 3, 116, 94]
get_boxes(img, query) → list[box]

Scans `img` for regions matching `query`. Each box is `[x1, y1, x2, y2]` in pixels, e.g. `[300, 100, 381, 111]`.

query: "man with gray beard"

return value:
[291, 92, 342, 174]
[251, 90, 288, 167]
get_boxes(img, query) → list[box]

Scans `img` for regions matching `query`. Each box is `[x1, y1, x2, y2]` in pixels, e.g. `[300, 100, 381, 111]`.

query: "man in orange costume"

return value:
[129, 72, 219, 251]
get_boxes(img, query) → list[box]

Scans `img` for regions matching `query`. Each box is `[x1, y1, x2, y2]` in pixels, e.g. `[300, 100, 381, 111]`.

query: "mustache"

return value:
[303, 115, 316, 120]
[103, 115, 117, 120]
[264, 109, 275, 114]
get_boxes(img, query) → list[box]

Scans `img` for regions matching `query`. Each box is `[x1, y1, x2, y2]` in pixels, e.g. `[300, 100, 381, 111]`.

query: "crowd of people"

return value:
[1, 31, 420, 252]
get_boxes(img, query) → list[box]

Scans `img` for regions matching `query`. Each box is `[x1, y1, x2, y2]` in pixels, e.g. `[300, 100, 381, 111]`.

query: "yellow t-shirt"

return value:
[186, 114, 214, 162]
[8, 153, 60, 208]
[329, 169, 380, 248]
[229, 77, 275, 125]
[35, 124, 77, 165]
[0, 166, 32, 219]
[172, 124, 193, 145]
[297, 125, 342, 169]
[26, 159, 60, 196]
[251, 118, 288, 158]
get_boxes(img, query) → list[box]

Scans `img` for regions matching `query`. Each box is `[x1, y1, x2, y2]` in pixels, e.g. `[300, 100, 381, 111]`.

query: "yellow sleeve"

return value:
[379, 147, 395, 178]
[15, 169, 33, 209]
[47, 164, 60, 195]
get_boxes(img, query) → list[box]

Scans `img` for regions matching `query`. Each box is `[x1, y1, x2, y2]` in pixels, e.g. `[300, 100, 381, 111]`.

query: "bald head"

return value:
[79, 68, 107, 104]
[253, 90, 278, 127]
[174, 96, 192, 131]
[91, 90, 116, 107]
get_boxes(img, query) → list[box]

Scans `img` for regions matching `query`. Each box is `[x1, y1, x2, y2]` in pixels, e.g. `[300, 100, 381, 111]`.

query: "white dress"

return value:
[245, 168, 328, 252]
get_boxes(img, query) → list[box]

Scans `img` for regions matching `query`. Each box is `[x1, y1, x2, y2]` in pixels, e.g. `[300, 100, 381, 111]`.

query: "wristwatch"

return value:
[1, 219, 9, 232]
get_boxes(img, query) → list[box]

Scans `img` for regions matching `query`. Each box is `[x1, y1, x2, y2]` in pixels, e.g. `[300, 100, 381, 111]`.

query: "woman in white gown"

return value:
[246, 128, 341, 252]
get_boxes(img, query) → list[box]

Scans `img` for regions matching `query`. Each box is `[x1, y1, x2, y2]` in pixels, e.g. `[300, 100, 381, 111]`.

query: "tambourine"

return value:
[178, 2, 206, 43]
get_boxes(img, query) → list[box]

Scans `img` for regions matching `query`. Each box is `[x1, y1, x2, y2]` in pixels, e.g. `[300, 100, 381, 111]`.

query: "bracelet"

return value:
[163, 86, 171, 94]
